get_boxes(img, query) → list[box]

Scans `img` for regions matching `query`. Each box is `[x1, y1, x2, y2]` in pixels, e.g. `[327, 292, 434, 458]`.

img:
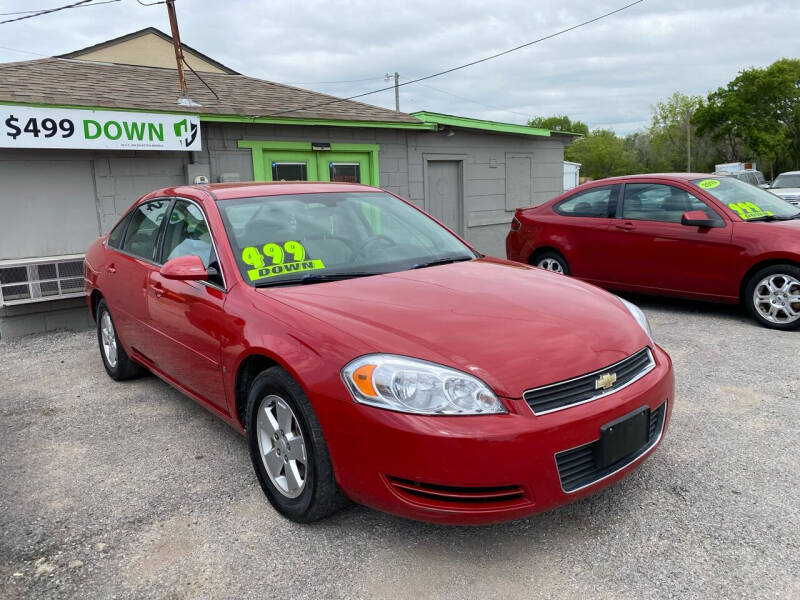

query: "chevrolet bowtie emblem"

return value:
[595, 372, 617, 390]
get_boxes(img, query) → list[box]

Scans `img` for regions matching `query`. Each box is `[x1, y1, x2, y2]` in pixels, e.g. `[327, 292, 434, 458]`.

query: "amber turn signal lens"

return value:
[351, 364, 377, 397]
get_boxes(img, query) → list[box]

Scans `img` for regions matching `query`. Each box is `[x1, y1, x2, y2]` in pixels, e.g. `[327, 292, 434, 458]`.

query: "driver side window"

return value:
[161, 200, 224, 287]
[622, 183, 719, 223]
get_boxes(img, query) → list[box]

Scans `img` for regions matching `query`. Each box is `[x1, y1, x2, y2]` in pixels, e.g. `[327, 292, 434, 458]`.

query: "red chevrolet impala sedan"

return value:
[507, 174, 800, 330]
[85, 182, 674, 524]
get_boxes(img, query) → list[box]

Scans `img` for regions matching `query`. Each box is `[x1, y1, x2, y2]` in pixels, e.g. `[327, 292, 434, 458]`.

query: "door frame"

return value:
[423, 153, 466, 236]
[238, 140, 380, 186]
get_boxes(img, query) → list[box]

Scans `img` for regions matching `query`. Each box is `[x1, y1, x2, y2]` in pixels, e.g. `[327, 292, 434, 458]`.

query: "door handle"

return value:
[106, 264, 117, 274]
[615, 222, 635, 231]
[149, 283, 164, 298]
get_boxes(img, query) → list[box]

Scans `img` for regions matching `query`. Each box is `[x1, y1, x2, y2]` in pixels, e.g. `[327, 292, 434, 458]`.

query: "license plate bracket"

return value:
[594, 406, 650, 469]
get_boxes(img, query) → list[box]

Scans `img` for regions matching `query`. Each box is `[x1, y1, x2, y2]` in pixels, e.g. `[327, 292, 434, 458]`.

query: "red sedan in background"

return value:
[507, 174, 800, 330]
[85, 182, 673, 525]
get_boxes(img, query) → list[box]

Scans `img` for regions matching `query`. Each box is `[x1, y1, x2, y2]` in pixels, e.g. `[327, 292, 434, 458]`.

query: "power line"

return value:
[282, 76, 386, 86]
[258, 0, 644, 118]
[0, 0, 120, 25]
[0, 0, 119, 17]
[411, 81, 533, 120]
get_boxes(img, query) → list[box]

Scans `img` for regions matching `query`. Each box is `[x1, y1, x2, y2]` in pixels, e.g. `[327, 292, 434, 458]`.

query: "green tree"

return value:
[694, 58, 800, 176]
[648, 92, 703, 171]
[565, 129, 640, 179]
[528, 115, 589, 136]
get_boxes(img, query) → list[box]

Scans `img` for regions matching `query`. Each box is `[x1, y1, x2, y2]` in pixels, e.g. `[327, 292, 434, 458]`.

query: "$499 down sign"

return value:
[0, 105, 202, 151]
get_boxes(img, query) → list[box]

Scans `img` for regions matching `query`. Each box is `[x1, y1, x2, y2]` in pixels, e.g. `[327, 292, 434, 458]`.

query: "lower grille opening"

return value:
[556, 401, 667, 493]
[387, 476, 526, 505]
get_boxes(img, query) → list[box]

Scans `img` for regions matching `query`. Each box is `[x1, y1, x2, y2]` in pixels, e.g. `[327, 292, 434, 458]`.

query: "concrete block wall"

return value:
[406, 130, 565, 257]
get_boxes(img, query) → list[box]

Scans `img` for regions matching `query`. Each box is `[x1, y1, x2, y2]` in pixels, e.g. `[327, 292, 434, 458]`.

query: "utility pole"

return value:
[386, 72, 399, 112]
[686, 106, 692, 173]
[394, 72, 400, 112]
[166, 0, 196, 105]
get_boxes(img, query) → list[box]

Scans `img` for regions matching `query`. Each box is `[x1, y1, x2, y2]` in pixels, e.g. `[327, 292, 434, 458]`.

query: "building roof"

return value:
[411, 111, 582, 138]
[0, 57, 426, 126]
[57, 27, 239, 74]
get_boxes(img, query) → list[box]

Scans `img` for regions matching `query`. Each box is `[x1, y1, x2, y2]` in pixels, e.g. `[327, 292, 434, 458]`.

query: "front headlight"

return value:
[617, 296, 654, 341]
[342, 354, 506, 415]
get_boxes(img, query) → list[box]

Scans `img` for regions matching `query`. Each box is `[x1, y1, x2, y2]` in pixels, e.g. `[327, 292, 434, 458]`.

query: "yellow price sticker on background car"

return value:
[728, 202, 773, 220]
[241, 240, 325, 281]
[698, 179, 720, 189]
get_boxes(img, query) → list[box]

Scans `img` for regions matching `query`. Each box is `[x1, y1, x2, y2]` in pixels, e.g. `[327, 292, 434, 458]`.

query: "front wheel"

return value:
[533, 251, 570, 275]
[744, 264, 800, 330]
[96, 299, 144, 380]
[245, 367, 347, 522]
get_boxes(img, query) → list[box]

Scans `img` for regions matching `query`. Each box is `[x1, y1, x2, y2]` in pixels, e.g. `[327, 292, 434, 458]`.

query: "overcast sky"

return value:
[1, 0, 798, 134]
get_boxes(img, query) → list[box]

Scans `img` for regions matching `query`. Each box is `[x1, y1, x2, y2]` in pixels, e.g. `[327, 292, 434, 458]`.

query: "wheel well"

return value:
[89, 290, 103, 321]
[739, 259, 800, 301]
[234, 354, 280, 428]
[529, 246, 563, 265]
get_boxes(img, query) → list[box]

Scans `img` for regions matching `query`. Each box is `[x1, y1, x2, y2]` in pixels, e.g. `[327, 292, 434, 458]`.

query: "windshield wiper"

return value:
[254, 272, 379, 288]
[411, 256, 474, 270]
[747, 214, 800, 222]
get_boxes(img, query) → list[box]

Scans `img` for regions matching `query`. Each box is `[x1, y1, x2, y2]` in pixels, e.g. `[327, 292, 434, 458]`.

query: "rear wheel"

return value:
[96, 299, 144, 380]
[245, 367, 347, 522]
[744, 264, 800, 330]
[533, 250, 570, 275]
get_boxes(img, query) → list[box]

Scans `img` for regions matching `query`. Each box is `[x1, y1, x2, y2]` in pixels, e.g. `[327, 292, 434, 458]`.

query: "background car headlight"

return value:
[617, 296, 654, 341]
[342, 354, 506, 415]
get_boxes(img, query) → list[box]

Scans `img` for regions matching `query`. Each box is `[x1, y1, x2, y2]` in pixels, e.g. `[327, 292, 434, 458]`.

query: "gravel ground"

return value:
[1, 296, 798, 600]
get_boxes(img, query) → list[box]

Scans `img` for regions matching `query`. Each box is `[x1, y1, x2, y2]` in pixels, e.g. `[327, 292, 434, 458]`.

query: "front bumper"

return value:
[324, 345, 675, 525]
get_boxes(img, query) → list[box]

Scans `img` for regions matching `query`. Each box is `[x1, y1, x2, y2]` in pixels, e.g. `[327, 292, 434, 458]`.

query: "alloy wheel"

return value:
[753, 274, 800, 324]
[256, 395, 308, 498]
[100, 311, 118, 368]
[537, 257, 565, 274]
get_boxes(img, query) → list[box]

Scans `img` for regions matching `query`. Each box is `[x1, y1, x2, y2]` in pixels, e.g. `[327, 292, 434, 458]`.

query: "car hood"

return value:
[260, 258, 652, 398]
[771, 187, 800, 196]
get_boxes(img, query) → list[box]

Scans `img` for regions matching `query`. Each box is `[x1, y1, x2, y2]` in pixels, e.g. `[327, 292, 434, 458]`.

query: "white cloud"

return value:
[1, 0, 798, 134]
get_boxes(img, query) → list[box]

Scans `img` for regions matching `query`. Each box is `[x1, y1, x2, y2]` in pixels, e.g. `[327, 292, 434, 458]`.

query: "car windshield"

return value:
[772, 174, 800, 188]
[691, 177, 800, 221]
[217, 191, 475, 286]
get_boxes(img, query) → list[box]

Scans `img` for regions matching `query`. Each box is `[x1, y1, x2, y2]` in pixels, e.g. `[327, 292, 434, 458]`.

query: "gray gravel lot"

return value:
[1, 296, 799, 599]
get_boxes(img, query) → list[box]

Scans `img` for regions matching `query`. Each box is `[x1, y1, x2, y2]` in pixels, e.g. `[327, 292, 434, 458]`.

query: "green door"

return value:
[248, 144, 378, 186]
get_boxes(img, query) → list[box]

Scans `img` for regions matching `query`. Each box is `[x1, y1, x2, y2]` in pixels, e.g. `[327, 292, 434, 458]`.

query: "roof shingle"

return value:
[0, 58, 422, 124]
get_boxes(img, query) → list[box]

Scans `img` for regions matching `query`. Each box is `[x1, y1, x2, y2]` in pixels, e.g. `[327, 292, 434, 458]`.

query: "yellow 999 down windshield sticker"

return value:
[727, 202, 773, 220]
[241, 240, 325, 281]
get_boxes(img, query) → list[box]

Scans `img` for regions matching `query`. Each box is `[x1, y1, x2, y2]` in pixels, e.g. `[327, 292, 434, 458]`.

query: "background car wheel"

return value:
[745, 264, 800, 330]
[533, 250, 571, 275]
[245, 367, 348, 523]
[96, 299, 144, 380]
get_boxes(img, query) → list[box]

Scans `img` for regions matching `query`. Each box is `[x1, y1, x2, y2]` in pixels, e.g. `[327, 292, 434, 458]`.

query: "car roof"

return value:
[777, 171, 800, 176]
[143, 181, 382, 202]
[589, 173, 718, 184]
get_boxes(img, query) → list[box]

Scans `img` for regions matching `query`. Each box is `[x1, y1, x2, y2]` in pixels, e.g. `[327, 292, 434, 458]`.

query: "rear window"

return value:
[554, 186, 618, 218]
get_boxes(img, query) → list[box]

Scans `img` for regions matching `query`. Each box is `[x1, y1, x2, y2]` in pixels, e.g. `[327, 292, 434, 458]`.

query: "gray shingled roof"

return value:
[0, 58, 422, 124]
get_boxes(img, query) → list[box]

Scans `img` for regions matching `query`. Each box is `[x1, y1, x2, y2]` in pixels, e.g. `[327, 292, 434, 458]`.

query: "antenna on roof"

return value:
[165, 0, 200, 107]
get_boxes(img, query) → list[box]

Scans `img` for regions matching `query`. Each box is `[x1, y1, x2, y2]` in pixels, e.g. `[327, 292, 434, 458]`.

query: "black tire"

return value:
[245, 367, 347, 523]
[744, 264, 800, 330]
[532, 250, 571, 275]
[96, 299, 145, 380]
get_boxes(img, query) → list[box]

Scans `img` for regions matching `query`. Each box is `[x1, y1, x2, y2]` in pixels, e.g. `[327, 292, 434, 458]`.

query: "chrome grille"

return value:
[555, 401, 666, 493]
[523, 348, 655, 415]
